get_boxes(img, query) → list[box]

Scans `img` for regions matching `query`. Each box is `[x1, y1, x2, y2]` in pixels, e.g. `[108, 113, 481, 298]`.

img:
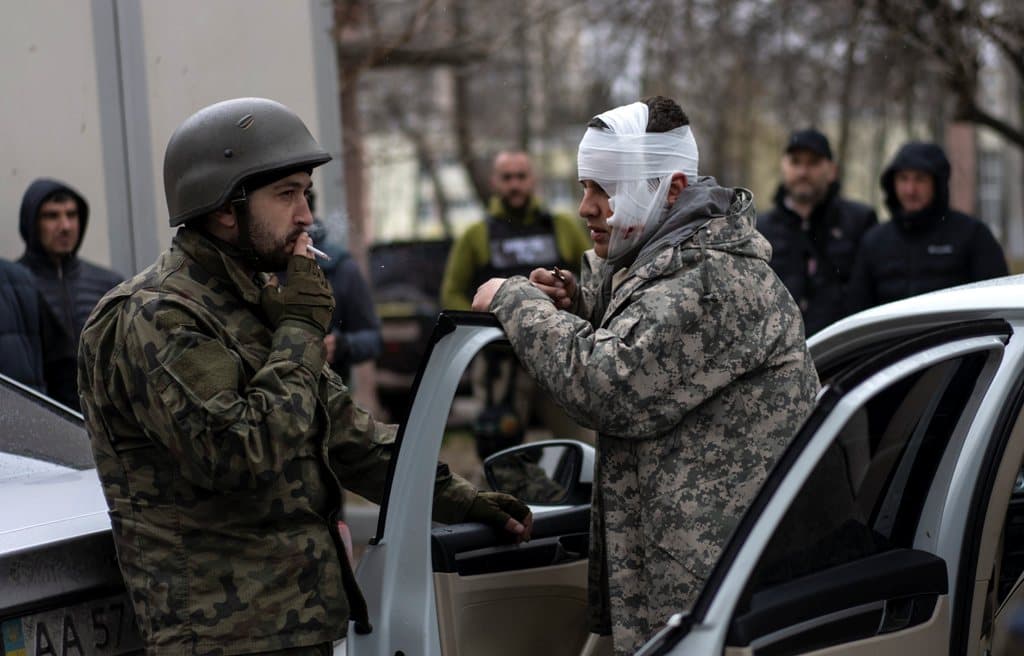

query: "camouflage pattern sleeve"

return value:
[431, 470, 479, 524]
[120, 298, 327, 491]
[490, 274, 725, 439]
[322, 374, 477, 522]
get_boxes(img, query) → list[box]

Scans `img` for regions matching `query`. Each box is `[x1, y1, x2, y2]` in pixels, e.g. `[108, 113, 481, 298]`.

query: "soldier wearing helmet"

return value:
[77, 98, 532, 655]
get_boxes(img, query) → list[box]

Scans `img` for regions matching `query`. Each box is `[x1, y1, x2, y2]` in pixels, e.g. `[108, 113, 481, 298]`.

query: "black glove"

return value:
[261, 256, 335, 336]
[465, 491, 531, 533]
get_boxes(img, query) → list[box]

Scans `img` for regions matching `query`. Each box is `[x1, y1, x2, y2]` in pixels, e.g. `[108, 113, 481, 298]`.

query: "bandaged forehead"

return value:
[577, 101, 699, 184]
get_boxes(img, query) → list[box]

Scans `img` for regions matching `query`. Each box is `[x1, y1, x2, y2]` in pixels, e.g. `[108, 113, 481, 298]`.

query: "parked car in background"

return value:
[0, 378, 143, 655]
[368, 239, 452, 423]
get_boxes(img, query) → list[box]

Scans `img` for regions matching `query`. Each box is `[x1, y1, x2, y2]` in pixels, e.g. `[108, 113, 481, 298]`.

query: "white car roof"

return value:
[809, 274, 1024, 360]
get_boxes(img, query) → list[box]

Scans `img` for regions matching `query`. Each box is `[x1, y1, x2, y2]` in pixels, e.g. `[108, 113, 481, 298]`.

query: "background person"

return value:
[757, 129, 877, 336]
[473, 96, 819, 654]
[305, 203, 381, 384]
[441, 150, 594, 451]
[0, 258, 73, 398]
[848, 141, 1009, 310]
[18, 178, 123, 408]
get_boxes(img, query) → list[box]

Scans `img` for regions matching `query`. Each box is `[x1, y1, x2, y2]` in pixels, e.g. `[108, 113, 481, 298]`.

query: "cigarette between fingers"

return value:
[306, 244, 331, 261]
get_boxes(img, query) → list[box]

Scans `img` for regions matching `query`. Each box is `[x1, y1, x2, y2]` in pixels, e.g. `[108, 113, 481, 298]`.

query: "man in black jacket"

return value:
[847, 142, 1008, 311]
[18, 178, 123, 409]
[758, 129, 877, 336]
[0, 258, 74, 401]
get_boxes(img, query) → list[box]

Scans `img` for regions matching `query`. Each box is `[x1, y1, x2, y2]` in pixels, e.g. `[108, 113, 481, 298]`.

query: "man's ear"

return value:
[665, 173, 689, 207]
[202, 203, 239, 243]
[210, 203, 237, 229]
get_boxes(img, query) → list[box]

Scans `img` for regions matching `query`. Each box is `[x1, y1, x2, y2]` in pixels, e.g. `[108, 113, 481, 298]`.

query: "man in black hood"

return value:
[758, 129, 877, 336]
[847, 142, 1008, 311]
[18, 178, 123, 409]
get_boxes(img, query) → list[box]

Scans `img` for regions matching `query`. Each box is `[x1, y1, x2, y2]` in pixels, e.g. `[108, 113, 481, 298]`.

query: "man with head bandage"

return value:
[472, 96, 820, 654]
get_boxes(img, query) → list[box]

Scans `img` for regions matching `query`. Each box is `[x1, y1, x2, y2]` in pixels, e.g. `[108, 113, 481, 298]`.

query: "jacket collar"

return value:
[20, 249, 81, 277]
[595, 186, 764, 326]
[173, 227, 266, 304]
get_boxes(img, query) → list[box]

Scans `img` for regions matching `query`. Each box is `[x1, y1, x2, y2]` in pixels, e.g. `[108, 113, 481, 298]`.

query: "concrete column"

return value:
[945, 122, 977, 216]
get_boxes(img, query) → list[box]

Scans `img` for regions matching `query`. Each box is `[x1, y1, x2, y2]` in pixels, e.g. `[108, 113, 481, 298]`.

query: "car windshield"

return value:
[0, 375, 95, 473]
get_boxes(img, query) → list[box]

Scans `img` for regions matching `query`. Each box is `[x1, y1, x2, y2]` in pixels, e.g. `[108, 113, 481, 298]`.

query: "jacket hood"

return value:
[633, 176, 766, 267]
[19, 178, 90, 257]
[880, 142, 950, 225]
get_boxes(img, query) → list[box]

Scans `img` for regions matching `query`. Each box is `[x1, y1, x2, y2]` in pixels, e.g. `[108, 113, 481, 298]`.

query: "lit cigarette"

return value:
[306, 244, 331, 261]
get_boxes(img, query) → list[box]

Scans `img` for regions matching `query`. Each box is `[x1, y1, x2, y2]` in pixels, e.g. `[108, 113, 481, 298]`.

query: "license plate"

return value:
[2, 594, 143, 655]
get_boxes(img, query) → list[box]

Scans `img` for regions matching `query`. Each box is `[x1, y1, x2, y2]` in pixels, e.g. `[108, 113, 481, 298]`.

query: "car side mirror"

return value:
[483, 440, 594, 506]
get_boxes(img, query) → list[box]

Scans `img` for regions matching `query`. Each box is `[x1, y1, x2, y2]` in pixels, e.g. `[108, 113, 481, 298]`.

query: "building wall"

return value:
[0, 1, 113, 268]
[0, 0, 343, 276]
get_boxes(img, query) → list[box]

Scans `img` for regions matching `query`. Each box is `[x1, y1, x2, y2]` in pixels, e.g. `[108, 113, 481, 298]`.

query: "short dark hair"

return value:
[586, 96, 690, 133]
[642, 96, 689, 132]
[41, 190, 75, 206]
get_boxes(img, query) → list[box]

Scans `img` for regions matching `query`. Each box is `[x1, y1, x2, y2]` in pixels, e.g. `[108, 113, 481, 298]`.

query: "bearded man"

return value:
[77, 98, 531, 655]
[757, 129, 877, 336]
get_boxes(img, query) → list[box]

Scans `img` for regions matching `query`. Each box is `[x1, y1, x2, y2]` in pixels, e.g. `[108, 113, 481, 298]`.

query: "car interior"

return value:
[428, 342, 599, 656]
[723, 347, 993, 655]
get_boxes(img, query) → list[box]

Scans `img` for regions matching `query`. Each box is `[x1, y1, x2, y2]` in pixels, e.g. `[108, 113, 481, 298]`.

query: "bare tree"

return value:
[868, 0, 1024, 149]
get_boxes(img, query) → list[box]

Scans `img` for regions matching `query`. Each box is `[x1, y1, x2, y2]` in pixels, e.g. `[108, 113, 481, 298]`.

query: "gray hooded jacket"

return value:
[490, 178, 819, 654]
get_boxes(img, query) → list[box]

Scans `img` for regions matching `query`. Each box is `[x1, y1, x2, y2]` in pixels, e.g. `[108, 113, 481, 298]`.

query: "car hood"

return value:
[0, 460, 110, 556]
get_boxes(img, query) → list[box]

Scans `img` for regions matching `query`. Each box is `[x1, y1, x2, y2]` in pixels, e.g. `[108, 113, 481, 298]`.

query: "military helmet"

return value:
[163, 97, 332, 227]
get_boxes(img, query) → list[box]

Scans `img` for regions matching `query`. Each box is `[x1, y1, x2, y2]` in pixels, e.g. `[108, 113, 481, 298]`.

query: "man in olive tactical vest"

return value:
[77, 97, 531, 656]
[440, 151, 590, 310]
[441, 151, 593, 453]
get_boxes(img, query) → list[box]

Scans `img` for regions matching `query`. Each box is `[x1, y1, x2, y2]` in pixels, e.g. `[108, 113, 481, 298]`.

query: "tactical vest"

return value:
[473, 212, 562, 290]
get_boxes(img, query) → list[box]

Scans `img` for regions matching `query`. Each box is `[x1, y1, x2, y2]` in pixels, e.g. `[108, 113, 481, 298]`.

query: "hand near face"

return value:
[293, 231, 314, 259]
[472, 278, 507, 312]
[528, 267, 576, 309]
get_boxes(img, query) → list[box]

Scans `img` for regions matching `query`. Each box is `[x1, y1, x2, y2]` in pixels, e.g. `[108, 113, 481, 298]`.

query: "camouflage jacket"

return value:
[77, 228, 477, 655]
[490, 183, 820, 655]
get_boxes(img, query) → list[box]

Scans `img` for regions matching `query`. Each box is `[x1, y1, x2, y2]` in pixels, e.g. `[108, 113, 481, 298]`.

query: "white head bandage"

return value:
[577, 101, 699, 261]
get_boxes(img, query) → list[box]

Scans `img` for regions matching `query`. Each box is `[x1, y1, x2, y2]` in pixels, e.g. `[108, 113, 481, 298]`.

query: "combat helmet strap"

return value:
[229, 186, 263, 268]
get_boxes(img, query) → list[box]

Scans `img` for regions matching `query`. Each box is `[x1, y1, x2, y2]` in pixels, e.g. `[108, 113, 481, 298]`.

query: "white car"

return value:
[352, 274, 1024, 656]
[0, 379, 143, 655]
[5, 274, 1024, 656]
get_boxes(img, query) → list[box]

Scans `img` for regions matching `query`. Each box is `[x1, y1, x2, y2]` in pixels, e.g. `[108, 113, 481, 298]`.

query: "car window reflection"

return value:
[0, 375, 94, 471]
[744, 351, 989, 595]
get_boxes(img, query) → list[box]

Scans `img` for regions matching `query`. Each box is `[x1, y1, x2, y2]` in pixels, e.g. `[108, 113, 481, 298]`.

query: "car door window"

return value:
[745, 351, 988, 595]
[996, 462, 1024, 606]
[0, 375, 93, 473]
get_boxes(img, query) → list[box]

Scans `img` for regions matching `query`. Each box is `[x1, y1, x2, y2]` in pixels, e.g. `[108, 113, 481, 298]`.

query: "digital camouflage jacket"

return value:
[490, 181, 820, 655]
[78, 227, 477, 655]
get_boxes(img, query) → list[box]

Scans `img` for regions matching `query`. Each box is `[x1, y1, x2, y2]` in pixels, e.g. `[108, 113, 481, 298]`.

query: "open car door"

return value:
[646, 321, 1019, 655]
[350, 313, 595, 656]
